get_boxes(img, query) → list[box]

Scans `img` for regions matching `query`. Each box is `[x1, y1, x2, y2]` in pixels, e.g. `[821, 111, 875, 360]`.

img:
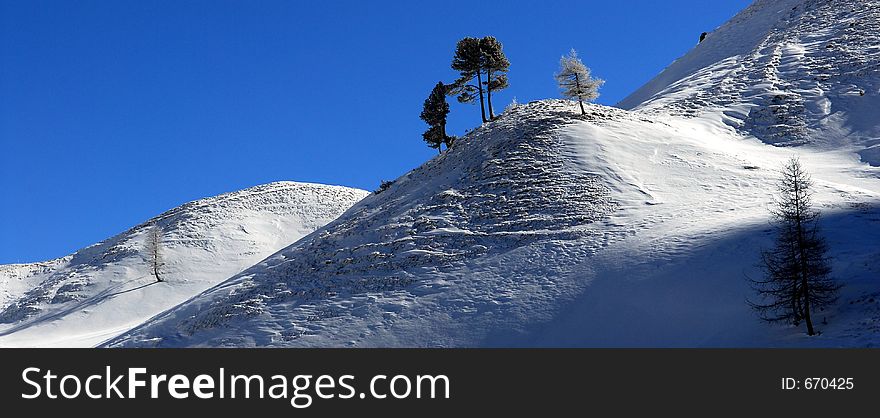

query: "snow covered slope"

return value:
[96, 0, 880, 348]
[618, 0, 880, 165]
[108, 100, 880, 348]
[109, 102, 621, 347]
[0, 182, 368, 347]
[0, 258, 71, 310]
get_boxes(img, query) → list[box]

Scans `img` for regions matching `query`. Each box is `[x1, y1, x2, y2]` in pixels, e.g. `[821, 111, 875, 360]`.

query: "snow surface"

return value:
[0, 182, 368, 347]
[108, 0, 880, 348]
[618, 0, 880, 166]
[108, 99, 880, 347]
[9, 0, 880, 348]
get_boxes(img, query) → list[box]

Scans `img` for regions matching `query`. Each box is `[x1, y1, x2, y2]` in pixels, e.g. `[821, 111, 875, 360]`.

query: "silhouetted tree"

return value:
[422, 126, 444, 152]
[555, 49, 604, 115]
[480, 36, 509, 120]
[750, 157, 839, 336]
[448, 36, 511, 123]
[420, 82, 451, 153]
[449, 37, 486, 123]
[700, 32, 708, 43]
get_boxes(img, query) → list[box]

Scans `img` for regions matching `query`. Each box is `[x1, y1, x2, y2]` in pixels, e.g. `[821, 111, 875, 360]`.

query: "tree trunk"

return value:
[152, 248, 163, 282]
[793, 179, 814, 336]
[575, 73, 586, 115]
[149, 229, 162, 282]
[476, 71, 487, 123]
[803, 284, 814, 335]
[487, 68, 495, 120]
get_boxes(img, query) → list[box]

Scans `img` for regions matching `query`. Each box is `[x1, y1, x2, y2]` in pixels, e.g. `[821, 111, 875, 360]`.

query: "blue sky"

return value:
[0, 0, 751, 263]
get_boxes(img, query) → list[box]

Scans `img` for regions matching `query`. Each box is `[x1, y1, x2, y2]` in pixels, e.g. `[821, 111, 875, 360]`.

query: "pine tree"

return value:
[480, 36, 509, 120]
[422, 126, 444, 153]
[448, 36, 512, 123]
[146, 224, 165, 282]
[750, 157, 839, 336]
[420, 82, 451, 153]
[555, 49, 604, 115]
[449, 37, 487, 123]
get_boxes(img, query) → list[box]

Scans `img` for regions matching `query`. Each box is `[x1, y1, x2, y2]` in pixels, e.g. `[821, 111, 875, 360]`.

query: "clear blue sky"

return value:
[0, 0, 751, 263]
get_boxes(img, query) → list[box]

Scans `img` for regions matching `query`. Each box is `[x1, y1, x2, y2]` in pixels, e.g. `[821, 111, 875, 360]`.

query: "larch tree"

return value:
[420, 81, 451, 153]
[749, 157, 839, 336]
[480, 36, 509, 120]
[145, 224, 165, 282]
[555, 49, 604, 115]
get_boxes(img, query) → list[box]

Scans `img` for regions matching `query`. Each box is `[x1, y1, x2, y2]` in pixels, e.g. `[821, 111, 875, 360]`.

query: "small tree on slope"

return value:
[146, 224, 165, 282]
[420, 81, 451, 153]
[555, 49, 604, 115]
[749, 157, 838, 336]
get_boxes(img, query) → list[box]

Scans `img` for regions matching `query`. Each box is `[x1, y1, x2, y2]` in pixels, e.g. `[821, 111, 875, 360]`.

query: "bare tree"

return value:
[555, 49, 604, 115]
[749, 157, 839, 335]
[145, 224, 165, 282]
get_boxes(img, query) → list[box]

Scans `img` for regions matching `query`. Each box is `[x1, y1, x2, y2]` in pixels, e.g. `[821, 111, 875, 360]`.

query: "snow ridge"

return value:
[0, 181, 368, 347]
[618, 0, 880, 164]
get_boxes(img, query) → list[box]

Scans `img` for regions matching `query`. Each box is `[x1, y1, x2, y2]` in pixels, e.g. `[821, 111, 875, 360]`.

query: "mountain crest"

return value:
[619, 0, 879, 163]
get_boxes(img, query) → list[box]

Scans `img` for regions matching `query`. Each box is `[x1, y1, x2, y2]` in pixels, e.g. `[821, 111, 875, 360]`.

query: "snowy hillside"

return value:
[0, 258, 71, 310]
[618, 0, 880, 164]
[109, 99, 880, 348]
[49, 0, 880, 348]
[0, 182, 368, 347]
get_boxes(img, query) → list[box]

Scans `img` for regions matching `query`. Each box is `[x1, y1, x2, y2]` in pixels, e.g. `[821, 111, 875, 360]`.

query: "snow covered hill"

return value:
[108, 98, 880, 348]
[0, 182, 368, 347]
[618, 0, 880, 164]
[88, 0, 880, 348]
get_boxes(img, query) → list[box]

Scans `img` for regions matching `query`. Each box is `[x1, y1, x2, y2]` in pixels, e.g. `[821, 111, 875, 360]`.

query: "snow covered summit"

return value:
[0, 181, 368, 347]
[618, 0, 880, 164]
